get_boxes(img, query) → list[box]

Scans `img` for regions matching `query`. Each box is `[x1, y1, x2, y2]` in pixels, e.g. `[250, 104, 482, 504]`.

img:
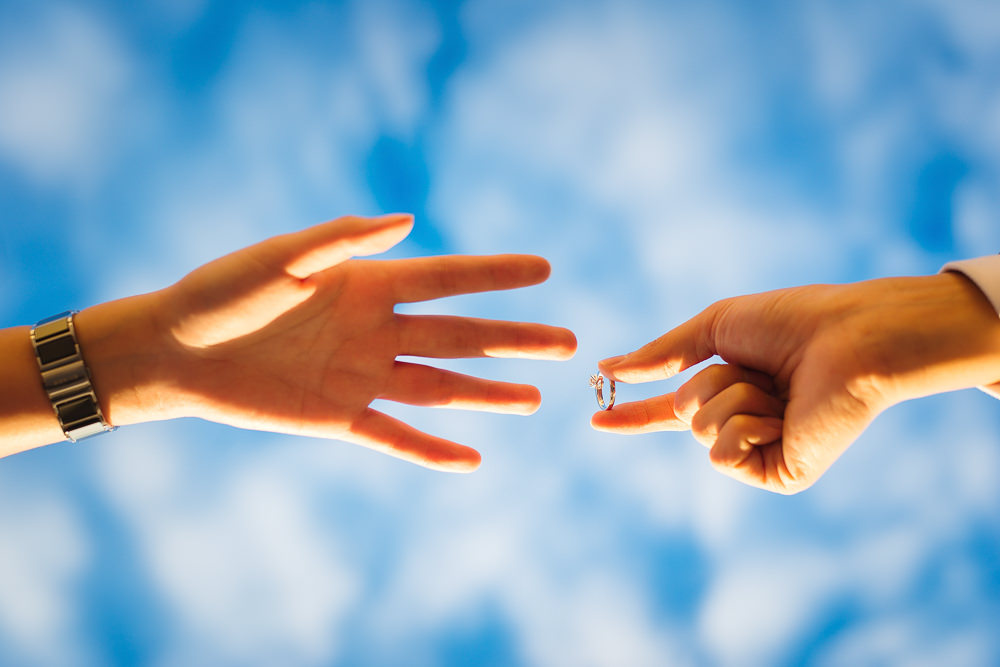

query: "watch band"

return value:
[30, 311, 115, 442]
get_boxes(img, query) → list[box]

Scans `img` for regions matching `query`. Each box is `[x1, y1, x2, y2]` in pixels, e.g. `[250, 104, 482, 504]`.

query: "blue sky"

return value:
[2, 0, 1000, 665]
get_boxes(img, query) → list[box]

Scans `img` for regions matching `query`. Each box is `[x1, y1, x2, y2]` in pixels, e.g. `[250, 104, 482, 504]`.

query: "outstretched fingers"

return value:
[348, 408, 482, 472]
[379, 361, 542, 415]
[391, 254, 552, 303]
[396, 315, 577, 360]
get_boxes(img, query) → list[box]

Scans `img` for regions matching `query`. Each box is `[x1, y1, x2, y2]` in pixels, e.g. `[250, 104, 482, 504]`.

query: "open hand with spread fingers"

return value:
[1, 214, 577, 470]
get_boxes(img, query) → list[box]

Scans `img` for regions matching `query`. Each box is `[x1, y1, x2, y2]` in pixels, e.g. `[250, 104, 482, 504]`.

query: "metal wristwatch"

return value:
[30, 311, 116, 442]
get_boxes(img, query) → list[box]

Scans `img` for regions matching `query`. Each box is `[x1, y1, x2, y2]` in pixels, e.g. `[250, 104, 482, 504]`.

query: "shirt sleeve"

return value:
[941, 254, 1000, 399]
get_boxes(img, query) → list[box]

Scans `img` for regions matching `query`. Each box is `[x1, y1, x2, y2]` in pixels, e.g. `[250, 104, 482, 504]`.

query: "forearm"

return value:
[859, 273, 1000, 404]
[919, 273, 1000, 393]
[0, 291, 184, 458]
[0, 324, 67, 456]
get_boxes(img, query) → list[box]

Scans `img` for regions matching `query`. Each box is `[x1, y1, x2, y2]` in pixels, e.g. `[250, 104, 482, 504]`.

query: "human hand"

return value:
[81, 214, 576, 472]
[591, 274, 1000, 493]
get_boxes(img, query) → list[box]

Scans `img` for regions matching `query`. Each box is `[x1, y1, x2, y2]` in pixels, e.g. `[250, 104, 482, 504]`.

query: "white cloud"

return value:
[698, 548, 842, 666]
[512, 572, 682, 667]
[146, 0, 208, 31]
[429, 0, 867, 339]
[919, 0, 1000, 61]
[816, 613, 998, 667]
[813, 615, 913, 667]
[0, 5, 132, 186]
[0, 481, 92, 664]
[95, 431, 360, 665]
[102, 0, 445, 299]
[953, 179, 1000, 256]
[352, 0, 440, 137]
[151, 472, 360, 665]
[358, 446, 685, 667]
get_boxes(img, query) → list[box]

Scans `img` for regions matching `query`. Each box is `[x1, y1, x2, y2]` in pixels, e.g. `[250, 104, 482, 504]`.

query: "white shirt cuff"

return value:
[942, 254, 1000, 399]
[942, 254, 1000, 318]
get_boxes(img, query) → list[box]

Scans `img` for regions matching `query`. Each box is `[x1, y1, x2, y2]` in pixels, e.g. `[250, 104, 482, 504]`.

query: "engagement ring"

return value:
[589, 372, 615, 410]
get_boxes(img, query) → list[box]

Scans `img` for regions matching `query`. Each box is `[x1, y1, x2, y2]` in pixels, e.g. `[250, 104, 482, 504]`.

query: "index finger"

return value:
[598, 302, 721, 384]
[391, 254, 551, 303]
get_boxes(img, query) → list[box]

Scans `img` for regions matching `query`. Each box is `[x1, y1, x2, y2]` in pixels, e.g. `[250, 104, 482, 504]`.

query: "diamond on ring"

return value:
[589, 372, 615, 410]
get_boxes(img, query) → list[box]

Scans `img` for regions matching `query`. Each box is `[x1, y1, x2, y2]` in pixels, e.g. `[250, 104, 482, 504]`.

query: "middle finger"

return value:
[378, 361, 543, 415]
[396, 314, 577, 360]
[674, 363, 775, 424]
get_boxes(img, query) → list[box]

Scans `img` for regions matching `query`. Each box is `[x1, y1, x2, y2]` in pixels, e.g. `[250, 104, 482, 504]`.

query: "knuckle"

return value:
[691, 431, 715, 449]
[708, 444, 731, 467]
[689, 411, 716, 441]
[734, 383, 763, 406]
[705, 298, 735, 346]
[744, 367, 775, 391]
[728, 413, 757, 432]
[707, 363, 729, 380]
[673, 384, 696, 415]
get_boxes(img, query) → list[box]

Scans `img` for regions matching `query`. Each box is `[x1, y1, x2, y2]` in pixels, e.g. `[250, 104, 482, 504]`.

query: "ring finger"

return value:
[379, 361, 542, 415]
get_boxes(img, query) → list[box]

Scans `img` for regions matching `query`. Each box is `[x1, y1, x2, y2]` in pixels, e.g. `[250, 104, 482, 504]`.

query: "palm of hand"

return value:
[169, 257, 398, 437]
[152, 215, 577, 472]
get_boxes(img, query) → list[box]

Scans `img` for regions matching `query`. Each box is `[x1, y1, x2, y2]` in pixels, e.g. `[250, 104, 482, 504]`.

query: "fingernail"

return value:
[372, 213, 414, 225]
[600, 354, 627, 369]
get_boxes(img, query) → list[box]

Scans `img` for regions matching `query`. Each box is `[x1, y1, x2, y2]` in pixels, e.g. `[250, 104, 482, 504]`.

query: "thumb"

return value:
[273, 214, 414, 279]
[599, 303, 721, 383]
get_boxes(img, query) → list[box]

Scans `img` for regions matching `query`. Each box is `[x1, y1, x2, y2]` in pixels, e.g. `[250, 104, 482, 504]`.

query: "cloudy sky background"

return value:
[2, 0, 1000, 664]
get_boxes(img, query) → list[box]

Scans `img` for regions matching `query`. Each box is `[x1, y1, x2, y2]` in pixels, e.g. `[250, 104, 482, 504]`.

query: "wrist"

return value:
[863, 273, 1000, 403]
[942, 255, 1000, 317]
[73, 290, 190, 428]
